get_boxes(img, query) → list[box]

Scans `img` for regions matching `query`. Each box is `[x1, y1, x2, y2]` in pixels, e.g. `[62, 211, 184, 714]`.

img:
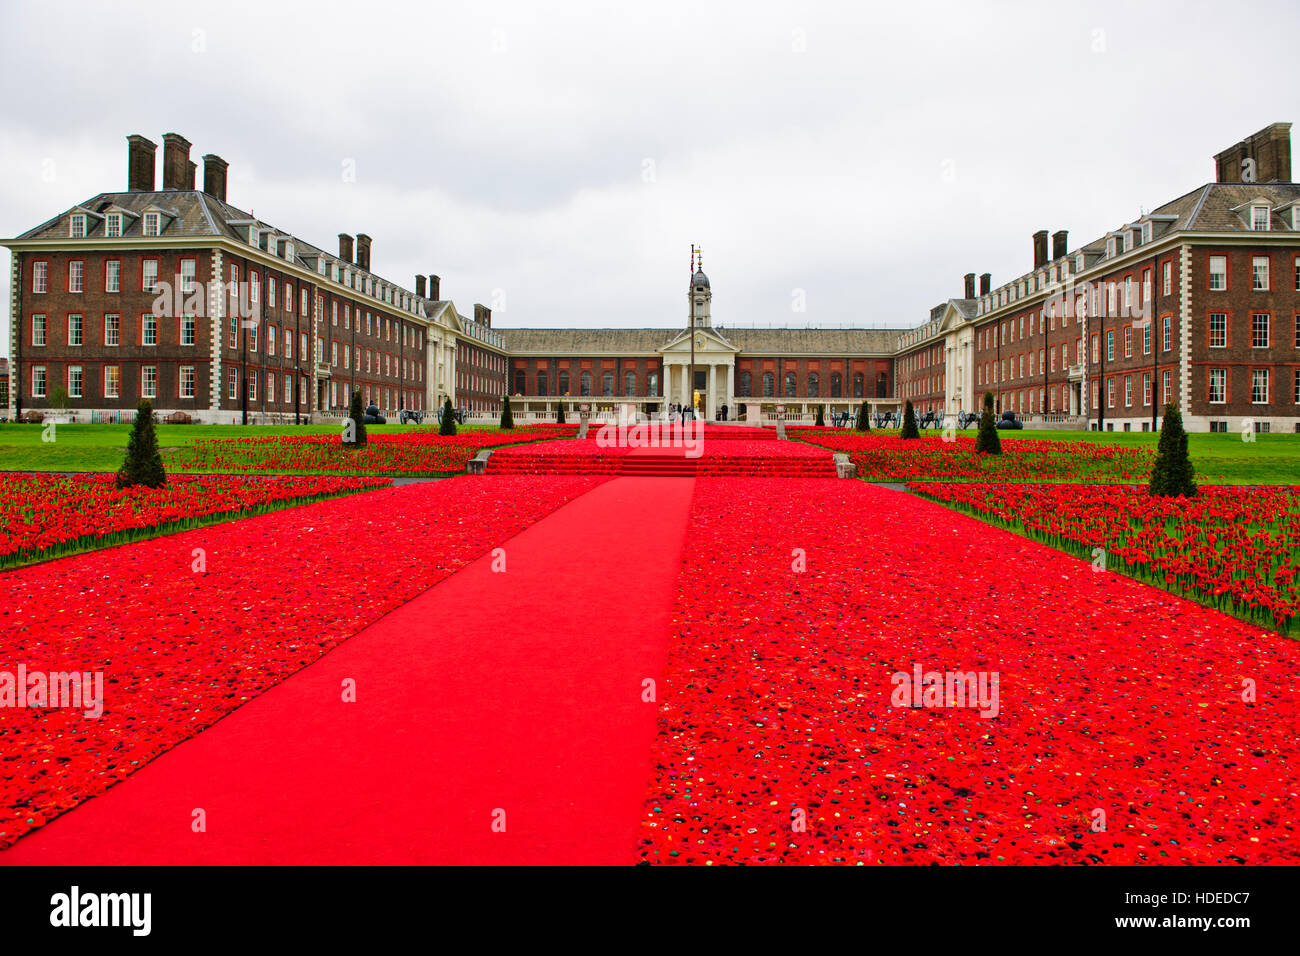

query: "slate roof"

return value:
[498, 326, 903, 356]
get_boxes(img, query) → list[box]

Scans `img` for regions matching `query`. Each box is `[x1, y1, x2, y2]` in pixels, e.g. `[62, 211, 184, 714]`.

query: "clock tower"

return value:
[690, 252, 711, 328]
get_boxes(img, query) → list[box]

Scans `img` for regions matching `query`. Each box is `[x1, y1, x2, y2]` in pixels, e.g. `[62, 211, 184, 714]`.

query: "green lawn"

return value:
[861, 427, 1300, 484]
[0, 422, 505, 473]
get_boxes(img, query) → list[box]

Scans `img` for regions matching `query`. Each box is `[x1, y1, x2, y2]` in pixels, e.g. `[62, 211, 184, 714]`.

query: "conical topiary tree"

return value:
[975, 390, 1002, 455]
[343, 389, 367, 447]
[855, 400, 869, 431]
[115, 399, 166, 488]
[500, 395, 515, 429]
[900, 400, 920, 439]
[815, 404, 825, 427]
[440, 397, 457, 436]
[556, 403, 566, 424]
[1148, 403, 1197, 497]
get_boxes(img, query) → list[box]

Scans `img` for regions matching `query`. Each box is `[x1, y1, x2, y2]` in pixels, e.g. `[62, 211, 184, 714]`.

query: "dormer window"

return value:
[1106, 237, 1116, 258]
[143, 212, 161, 237]
[105, 213, 122, 238]
[1251, 205, 1270, 231]
[1075, 253, 1084, 272]
[284, 241, 295, 261]
[1141, 222, 1152, 244]
[69, 214, 86, 238]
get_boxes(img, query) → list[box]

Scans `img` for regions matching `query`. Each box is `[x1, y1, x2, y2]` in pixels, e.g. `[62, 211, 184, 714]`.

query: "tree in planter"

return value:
[855, 400, 870, 431]
[48, 385, 71, 420]
[440, 397, 457, 436]
[1148, 403, 1197, 498]
[815, 404, 825, 427]
[500, 395, 515, 429]
[900, 400, 920, 439]
[115, 399, 166, 489]
[342, 389, 367, 447]
[975, 390, 1002, 455]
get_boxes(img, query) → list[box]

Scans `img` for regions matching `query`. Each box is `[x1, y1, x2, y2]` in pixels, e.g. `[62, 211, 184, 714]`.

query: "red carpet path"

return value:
[0, 477, 693, 865]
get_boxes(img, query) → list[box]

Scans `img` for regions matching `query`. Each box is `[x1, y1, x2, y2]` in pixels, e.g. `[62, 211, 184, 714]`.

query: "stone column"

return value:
[725, 362, 734, 418]
[707, 363, 716, 420]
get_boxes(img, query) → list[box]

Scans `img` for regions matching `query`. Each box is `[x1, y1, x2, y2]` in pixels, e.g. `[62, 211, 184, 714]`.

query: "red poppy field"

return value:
[638, 478, 1300, 865]
[0, 473, 389, 570]
[909, 483, 1300, 635]
[163, 425, 579, 474]
[790, 431, 1153, 481]
[0, 475, 604, 849]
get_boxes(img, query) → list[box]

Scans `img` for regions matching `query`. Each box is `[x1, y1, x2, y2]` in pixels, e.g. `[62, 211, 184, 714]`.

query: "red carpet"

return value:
[0, 477, 694, 865]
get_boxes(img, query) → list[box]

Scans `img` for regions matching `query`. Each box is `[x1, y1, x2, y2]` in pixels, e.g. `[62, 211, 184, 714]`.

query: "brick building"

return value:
[5, 133, 507, 423]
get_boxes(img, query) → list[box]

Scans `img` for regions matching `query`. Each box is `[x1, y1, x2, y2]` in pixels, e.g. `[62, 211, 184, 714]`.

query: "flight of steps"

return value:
[487, 451, 836, 478]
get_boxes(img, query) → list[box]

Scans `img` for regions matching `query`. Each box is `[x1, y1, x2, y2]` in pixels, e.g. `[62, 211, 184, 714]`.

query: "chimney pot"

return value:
[963, 272, 976, 300]
[356, 233, 372, 272]
[160, 133, 192, 190]
[429, 275, 440, 300]
[1214, 122, 1292, 184]
[1052, 230, 1069, 261]
[1032, 230, 1049, 270]
[338, 234, 354, 264]
[202, 154, 229, 202]
[979, 273, 991, 296]
[415, 275, 427, 298]
[126, 134, 157, 192]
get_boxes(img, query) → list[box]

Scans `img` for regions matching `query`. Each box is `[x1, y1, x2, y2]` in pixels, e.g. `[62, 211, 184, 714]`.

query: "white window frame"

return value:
[31, 313, 46, 347]
[180, 366, 196, 399]
[1209, 312, 1227, 349]
[32, 365, 46, 398]
[33, 261, 47, 293]
[142, 259, 158, 294]
[69, 214, 86, 238]
[1209, 368, 1226, 404]
[1209, 256, 1227, 291]
[1252, 256, 1269, 291]
[69, 260, 83, 293]
[1251, 205, 1270, 231]
[143, 212, 161, 237]
[1252, 313, 1269, 349]
[105, 314, 120, 347]
[104, 365, 120, 398]
[181, 315, 196, 347]
[142, 314, 158, 347]
[142, 365, 158, 399]
[1252, 369, 1269, 404]
[68, 313, 83, 347]
[105, 259, 121, 293]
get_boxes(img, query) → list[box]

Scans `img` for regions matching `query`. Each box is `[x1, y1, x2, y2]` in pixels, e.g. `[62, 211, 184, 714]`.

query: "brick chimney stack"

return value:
[979, 273, 991, 296]
[161, 133, 192, 190]
[1032, 230, 1049, 269]
[355, 234, 372, 271]
[1052, 230, 1068, 261]
[127, 135, 156, 191]
[429, 275, 440, 300]
[201, 155, 228, 201]
[1214, 123, 1292, 184]
[338, 234, 353, 264]
[963, 273, 976, 299]
[415, 275, 427, 298]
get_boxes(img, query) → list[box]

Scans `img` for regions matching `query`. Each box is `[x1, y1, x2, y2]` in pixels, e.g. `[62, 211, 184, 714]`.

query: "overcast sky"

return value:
[2, 0, 1297, 347]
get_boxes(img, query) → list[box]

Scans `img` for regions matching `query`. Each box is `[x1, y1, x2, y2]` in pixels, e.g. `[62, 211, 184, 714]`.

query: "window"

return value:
[1106, 331, 1115, 360]
[181, 315, 196, 346]
[33, 261, 47, 293]
[331, 342, 338, 367]
[1295, 369, 1300, 405]
[1125, 277, 1133, 311]
[1253, 256, 1269, 291]
[1251, 206, 1270, 231]
[1208, 368, 1226, 404]
[783, 372, 796, 397]
[106, 213, 122, 237]
[1124, 376, 1132, 407]
[1107, 282, 1116, 315]
[535, 371, 547, 396]
[1209, 312, 1227, 348]
[301, 289, 309, 316]
[1162, 316, 1172, 352]
[1162, 261, 1171, 296]
[602, 371, 614, 396]
[31, 314, 46, 347]
[68, 314, 82, 346]
[1209, 255, 1227, 291]
[179, 366, 195, 399]
[1091, 335, 1099, 364]
[762, 371, 775, 397]
[106, 260, 120, 293]
[105, 314, 119, 346]
[1142, 269, 1150, 303]
[142, 366, 157, 399]
[247, 372, 257, 401]
[285, 328, 293, 359]
[1248, 368, 1270, 404]
[32, 366, 46, 398]
[142, 259, 158, 294]
[227, 369, 239, 399]
[1106, 378, 1115, 407]
[268, 278, 277, 308]
[285, 284, 294, 314]
[624, 370, 636, 395]
[181, 259, 196, 294]
[807, 372, 820, 397]
[105, 366, 120, 398]
[140, 314, 157, 346]
[67, 366, 82, 398]
[1162, 370, 1172, 406]
[1142, 373, 1151, 406]
[301, 333, 308, 360]
[67, 260, 84, 293]
[285, 375, 293, 404]
[1252, 313, 1270, 348]
[1142, 323, 1151, 355]
[143, 212, 160, 236]
[739, 371, 752, 396]
[70, 214, 86, 238]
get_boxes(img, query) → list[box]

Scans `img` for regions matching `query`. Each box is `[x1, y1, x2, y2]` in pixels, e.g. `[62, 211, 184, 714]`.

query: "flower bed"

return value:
[0, 473, 389, 570]
[0, 475, 605, 849]
[789, 431, 1152, 481]
[165, 425, 575, 474]
[638, 478, 1300, 865]
[910, 483, 1300, 634]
